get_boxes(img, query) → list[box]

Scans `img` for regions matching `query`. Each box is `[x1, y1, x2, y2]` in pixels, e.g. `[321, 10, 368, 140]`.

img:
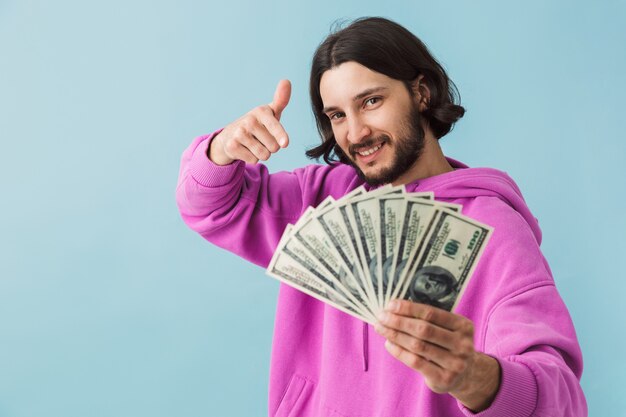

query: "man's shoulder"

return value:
[293, 162, 361, 187]
[289, 162, 364, 204]
[464, 195, 533, 232]
[294, 161, 355, 176]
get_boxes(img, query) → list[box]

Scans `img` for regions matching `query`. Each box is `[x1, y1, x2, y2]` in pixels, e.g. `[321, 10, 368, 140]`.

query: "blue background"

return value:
[1, 1, 624, 416]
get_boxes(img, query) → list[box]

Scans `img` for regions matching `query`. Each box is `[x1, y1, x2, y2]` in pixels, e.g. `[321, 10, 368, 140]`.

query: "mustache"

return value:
[348, 135, 390, 156]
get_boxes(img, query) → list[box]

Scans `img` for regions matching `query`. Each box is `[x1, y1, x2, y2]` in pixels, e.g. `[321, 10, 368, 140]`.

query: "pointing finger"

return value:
[257, 106, 290, 148]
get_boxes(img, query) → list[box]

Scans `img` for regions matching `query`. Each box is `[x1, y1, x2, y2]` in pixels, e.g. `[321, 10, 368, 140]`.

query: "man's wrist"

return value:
[207, 132, 235, 166]
[452, 353, 501, 412]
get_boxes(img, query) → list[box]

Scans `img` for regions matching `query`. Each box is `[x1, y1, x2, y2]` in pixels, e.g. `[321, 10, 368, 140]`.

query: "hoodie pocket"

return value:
[273, 374, 314, 417]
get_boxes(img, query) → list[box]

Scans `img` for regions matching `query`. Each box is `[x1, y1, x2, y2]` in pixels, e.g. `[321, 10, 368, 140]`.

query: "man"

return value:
[176, 17, 587, 416]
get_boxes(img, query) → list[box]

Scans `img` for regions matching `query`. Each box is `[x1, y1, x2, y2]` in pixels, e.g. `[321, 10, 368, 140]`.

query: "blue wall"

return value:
[1, 1, 624, 416]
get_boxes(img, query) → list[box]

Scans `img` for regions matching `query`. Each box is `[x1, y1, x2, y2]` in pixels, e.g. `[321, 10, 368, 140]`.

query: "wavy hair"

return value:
[307, 17, 465, 164]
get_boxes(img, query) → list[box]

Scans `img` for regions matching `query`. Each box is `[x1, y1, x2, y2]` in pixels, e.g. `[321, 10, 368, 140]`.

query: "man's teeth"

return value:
[358, 144, 382, 156]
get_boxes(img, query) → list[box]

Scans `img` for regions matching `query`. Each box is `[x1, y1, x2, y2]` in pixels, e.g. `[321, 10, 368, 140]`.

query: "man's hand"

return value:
[209, 79, 292, 165]
[374, 299, 501, 412]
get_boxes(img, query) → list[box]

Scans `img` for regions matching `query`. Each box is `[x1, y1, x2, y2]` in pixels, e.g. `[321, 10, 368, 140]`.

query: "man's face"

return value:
[319, 61, 425, 186]
[413, 272, 451, 300]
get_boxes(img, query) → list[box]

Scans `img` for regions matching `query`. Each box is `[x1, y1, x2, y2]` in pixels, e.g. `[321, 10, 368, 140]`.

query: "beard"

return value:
[337, 103, 425, 186]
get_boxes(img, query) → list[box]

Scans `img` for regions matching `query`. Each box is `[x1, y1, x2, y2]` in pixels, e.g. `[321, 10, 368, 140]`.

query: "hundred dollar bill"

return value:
[429, 200, 462, 213]
[385, 197, 464, 305]
[345, 185, 404, 311]
[386, 199, 441, 304]
[318, 187, 381, 309]
[283, 232, 375, 319]
[406, 191, 434, 200]
[378, 194, 407, 307]
[378, 192, 437, 306]
[395, 209, 493, 312]
[316, 187, 373, 300]
[267, 225, 375, 323]
[293, 197, 336, 229]
[292, 206, 376, 319]
[267, 249, 373, 323]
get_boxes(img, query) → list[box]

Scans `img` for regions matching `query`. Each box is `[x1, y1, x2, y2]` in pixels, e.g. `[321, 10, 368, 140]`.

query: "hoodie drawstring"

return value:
[362, 322, 369, 372]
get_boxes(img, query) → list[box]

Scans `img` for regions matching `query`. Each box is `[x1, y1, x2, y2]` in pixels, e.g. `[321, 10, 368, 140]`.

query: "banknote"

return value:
[385, 199, 442, 304]
[395, 209, 493, 312]
[379, 193, 436, 305]
[313, 186, 379, 308]
[267, 225, 375, 323]
[292, 206, 376, 318]
[344, 186, 404, 311]
[267, 186, 493, 321]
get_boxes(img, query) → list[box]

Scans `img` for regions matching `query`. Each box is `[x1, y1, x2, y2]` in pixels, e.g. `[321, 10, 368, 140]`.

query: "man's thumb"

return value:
[270, 79, 291, 120]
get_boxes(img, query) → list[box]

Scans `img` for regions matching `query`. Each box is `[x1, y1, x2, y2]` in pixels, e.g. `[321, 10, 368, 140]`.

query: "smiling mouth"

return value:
[351, 140, 386, 159]
[357, 143, 383, 156]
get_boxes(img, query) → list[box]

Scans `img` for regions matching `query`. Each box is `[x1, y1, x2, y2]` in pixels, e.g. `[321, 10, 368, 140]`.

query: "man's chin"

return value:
[354, 165, 399, 187]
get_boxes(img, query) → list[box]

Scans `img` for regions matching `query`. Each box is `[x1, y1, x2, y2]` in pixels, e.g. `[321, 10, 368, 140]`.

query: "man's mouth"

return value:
[350, 139, 387, 161]
[356, 143, 383, 156]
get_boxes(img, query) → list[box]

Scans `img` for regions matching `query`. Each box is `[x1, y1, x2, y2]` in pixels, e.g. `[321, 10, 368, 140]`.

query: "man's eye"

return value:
[365, 97, 381, 106]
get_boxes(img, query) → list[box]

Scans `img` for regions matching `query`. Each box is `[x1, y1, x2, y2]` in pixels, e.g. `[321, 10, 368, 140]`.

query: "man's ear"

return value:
[411, 74, 431, 111]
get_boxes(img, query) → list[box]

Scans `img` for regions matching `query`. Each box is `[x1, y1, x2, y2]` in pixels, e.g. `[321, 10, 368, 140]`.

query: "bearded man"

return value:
[176, 17, 586, 417]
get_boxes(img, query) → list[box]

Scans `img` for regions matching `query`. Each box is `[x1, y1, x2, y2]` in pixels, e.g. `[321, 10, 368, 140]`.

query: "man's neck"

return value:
[392, 131, 454, 186]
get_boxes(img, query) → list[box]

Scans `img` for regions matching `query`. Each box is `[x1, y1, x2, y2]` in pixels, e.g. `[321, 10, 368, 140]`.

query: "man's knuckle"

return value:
[451, 359, 467, 374]
[461, 319, 474, 334]
[268, 141, 280, 153]
[441, 371, 456, 387]
[387, 328, 399, 341]
[387, 314, 401, 328]
[408, 355, 422, 369]
[224, 139, 238, 153]
[422, 307, 435, 322]
[459, 340, 474, 356]
[253, 144, 267, 157]
[233, 125, 247, 137]
[428, 382, 446, 394]
[415, 323, 432, 338]
[409, 339, 424, 353]
[243, 117, 256, 130]
[224, 140, 243, 153]
[260, 149, 271, 160]
[395, 300, 409, 312]
[270, 118, 282, 130]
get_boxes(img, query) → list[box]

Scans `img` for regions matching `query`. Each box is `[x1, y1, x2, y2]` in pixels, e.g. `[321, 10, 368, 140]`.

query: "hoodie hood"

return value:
[403, 157, 542, 246]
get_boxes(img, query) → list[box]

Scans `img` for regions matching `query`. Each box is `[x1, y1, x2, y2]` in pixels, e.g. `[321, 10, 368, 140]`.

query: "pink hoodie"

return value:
[176, 132, 587, 417]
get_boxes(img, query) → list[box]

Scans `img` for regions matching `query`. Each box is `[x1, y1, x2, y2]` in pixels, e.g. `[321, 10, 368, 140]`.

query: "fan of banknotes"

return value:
[266, 184, 493, 324]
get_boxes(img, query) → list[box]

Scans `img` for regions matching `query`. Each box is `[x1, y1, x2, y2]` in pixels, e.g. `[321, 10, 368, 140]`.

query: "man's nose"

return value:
[346, 116, 371, 144]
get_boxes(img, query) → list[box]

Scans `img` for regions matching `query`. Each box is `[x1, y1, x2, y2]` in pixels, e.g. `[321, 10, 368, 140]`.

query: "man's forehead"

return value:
[319, 62, 396, 107]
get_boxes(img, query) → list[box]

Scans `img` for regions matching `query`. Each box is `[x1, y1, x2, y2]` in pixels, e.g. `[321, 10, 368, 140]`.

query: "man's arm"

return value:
[374, 199, 587, 416]
[175, 80, 306, 268]
[375, 288, 587, 416]
[375, 301, 500, 412]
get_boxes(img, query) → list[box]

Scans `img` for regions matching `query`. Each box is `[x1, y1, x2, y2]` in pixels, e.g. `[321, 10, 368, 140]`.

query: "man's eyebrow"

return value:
[322, 86, 388, 114]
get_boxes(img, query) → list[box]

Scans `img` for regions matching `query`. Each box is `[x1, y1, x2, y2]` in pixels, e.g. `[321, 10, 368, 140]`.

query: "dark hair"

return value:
[307, 17, 465, 164]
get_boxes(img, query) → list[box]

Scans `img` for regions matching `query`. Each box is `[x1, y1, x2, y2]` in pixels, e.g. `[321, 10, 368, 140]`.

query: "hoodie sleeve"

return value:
[175, 131, 306, 268]
[455, 197, 587, 417]
[458, 283, 587, 417]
